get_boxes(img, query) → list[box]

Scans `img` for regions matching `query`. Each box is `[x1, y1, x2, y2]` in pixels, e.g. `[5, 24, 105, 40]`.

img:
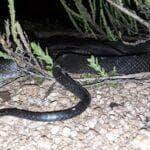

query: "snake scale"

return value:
[0, 35, 150, 122]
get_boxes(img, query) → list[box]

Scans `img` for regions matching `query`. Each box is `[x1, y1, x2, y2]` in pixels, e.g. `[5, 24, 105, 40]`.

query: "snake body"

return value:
[0, 36, 150, 122]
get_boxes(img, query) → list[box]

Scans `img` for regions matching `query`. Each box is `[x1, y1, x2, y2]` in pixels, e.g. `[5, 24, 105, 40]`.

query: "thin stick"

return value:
[106, 0, 150, 31]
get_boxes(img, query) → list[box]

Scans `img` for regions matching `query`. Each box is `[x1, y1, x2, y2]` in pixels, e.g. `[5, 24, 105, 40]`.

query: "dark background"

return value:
[0, 0, 72, 28]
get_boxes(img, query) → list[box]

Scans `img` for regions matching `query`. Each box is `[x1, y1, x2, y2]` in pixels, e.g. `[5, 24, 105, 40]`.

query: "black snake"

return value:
[0, 36, 150, 122]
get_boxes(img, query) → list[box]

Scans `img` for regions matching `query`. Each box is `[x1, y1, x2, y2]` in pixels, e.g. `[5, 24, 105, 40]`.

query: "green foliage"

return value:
[87, 55, 108, 77]
[144, 0, 150, 6]
[1, 0, 54, 78]
[60, 0, 149, 41]
[110, 67, 118, 76]
[0, 51, 10, 59]
[31, 42, 53, 75]
[8, 0, 21, 48]
[87, 55, 118, 77]
[31, 42, 53, 65]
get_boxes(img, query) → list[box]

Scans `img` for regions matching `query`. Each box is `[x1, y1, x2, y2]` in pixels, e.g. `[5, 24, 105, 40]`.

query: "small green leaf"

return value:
[31, 42, 53, 74]
[87, 55, 108, 77]
[0, 51, 10, 59]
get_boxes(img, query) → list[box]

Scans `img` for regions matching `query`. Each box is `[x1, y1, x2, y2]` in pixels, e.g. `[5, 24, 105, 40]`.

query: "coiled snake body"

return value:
[0, 36, 150, 122]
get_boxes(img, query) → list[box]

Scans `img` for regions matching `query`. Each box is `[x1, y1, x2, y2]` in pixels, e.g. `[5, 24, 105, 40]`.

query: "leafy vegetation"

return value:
[31, 42, 53, 75]
[87, 55, 108, 77]
[0, 0, 53, 79]
[0, 51, 10, 59]
[0, 0, 149, 80]
[87, 55, 117, 77]
[60, 0, 150, 41]
[60, 0, 150, 76]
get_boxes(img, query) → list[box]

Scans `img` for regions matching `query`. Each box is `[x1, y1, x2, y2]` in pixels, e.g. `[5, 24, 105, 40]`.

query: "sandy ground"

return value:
[0, 76, 150, 150]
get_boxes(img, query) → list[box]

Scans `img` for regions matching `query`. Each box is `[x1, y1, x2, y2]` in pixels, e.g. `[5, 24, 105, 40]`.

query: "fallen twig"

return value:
[80, 72, 150, 86]
[106, 0, 150, 31]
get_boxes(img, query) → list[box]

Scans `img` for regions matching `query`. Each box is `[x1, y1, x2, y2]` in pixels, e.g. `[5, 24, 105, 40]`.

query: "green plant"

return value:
[60, 0, 149, 76]
[0, 50, 10, 59]
[0, 0, 53, 78]
[87, 55, 118, 77]
[60, 0, 149, 41]
[31, 42, 53, 75]
[145, 0, 150, 6]
[87, 55, 108, 77]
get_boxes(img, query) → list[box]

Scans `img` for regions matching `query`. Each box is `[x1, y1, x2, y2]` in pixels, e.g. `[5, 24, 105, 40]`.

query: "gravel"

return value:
[0, 77, 150, 150]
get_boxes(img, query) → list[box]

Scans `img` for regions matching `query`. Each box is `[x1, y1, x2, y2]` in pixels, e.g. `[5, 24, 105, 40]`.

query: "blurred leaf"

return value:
[31, 42, 53, 66]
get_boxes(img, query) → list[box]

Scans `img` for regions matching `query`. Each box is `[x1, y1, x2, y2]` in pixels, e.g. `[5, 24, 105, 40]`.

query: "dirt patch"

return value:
[0, 77, 150, 149]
